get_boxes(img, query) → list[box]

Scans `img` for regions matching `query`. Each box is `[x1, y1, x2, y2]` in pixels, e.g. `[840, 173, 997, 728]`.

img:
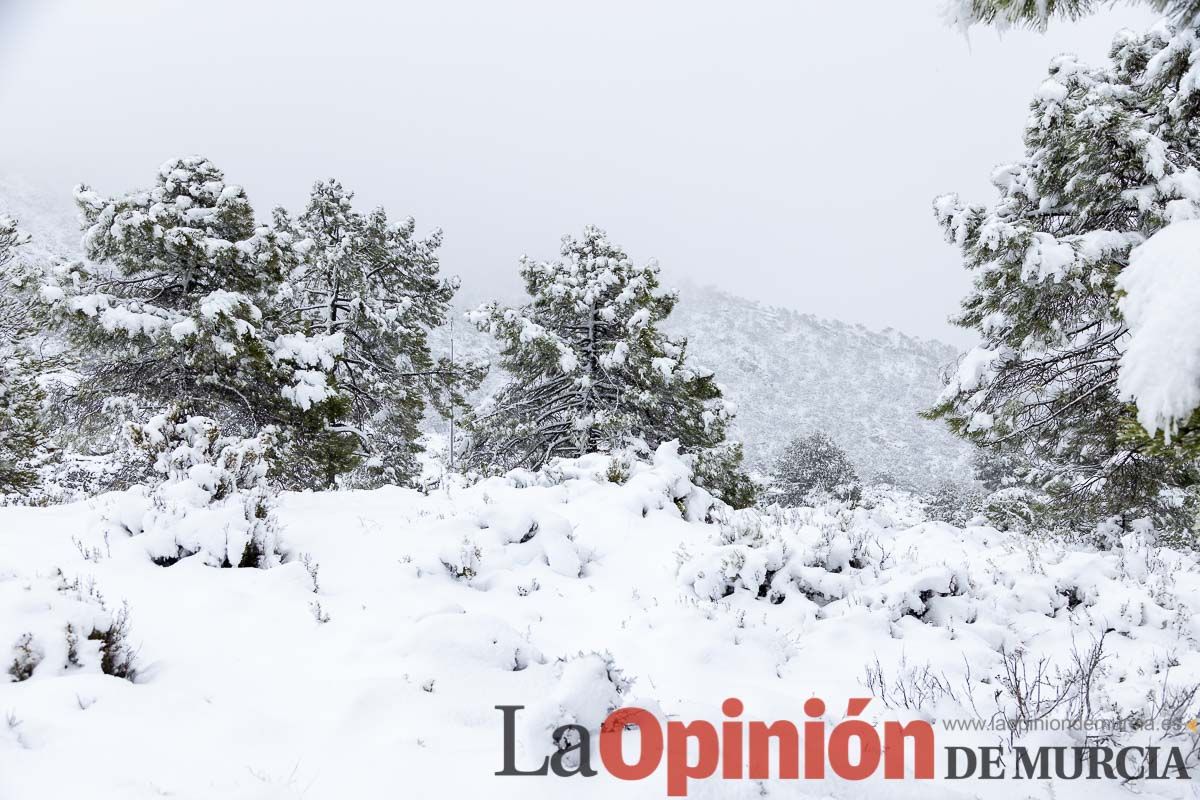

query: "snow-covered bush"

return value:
[436, 506, 585, 584]
[84, 601, 137, 680]
[769, 432, 861, 507]
[864, 634, 1200, 768]
[690, 440, 758, 510]
[440, 537, 483, 581]
[516, 651, 632, 768]
[922, 479, 984, 526]
[113, 410, 283, 568]
[677, 483, 1200, 782]
[7, 633, 41, 682]
[980, 486, 1052, 533]
[2, 571, 137, 683]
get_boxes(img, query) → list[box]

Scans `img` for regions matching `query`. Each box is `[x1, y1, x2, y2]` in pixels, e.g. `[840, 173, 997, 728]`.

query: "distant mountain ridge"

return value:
[661, 281, 972, 489]
[0, 177, 83, 265]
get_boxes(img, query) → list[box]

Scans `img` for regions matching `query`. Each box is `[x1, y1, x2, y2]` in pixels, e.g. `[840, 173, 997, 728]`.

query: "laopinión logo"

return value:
[496, 697, 1193, 796]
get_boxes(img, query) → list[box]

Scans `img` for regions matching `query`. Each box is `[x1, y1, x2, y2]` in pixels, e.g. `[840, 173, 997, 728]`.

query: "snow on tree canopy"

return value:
[1118, 220, 1200, 440]
[0, 215, 43, 495]
[928, 22, 1200, 531]
[465, 226, 751, 505]
[941, 0, 1200, 31]
[35, 157, 376, 490]
[272, 178, 475, 487]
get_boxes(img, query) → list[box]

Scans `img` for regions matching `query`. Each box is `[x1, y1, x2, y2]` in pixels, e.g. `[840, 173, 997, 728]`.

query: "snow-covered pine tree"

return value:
[944, 0, 1200, 29]
[41, 157, 356, 488]
[929, 24, 1200, 532]
[0, 359, 42, 497]
[466, 227, 750, 505]
[0, 217, 31, 342]
[770, 432, 861, 507]
[0, 216, 43, 496]
[275, 179, 480, 487]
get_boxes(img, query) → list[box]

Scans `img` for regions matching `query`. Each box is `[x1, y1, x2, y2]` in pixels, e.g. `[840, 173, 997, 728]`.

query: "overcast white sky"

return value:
[0, 0, 1154, 343]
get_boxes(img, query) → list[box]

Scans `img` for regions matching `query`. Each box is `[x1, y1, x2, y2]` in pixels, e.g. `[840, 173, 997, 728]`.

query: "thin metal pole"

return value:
[448, 315, 455, 476]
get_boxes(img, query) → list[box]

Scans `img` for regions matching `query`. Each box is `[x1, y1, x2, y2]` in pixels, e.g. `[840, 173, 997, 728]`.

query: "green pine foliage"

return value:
[0, 217, 32, 340]
[275, 179, 481, 487]
[770, 432, 861, 507]
[0, 216, 43, 496]
[928, 25, 1200, 533]
[0, 358, 42, 497]
[466, 226, 751, 506]
[945, 0, 1200, 29]
[40, 158, 355, 488]
[693, 442, 758, 510]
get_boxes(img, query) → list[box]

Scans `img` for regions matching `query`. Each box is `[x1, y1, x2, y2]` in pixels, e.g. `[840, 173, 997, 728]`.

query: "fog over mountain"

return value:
[660, 282, 972, 488]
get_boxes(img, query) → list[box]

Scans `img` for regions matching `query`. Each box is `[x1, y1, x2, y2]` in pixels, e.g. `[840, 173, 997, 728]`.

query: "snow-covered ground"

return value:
[2, 445, 1199, 799]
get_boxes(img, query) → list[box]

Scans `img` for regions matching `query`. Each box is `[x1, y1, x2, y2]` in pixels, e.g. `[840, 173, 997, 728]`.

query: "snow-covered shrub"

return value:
[676, 482, 1200, 780]
[923, 479, 984, 526]
[769, 432, 861, 507]
[440, 537, 483, 581]
[1, 571, 138, 683]
[471, 441, 718, 525]
[866, 633, 1200, 772]
[862, 655, 961, 713]
[7, 633, 41, 682]
[980, 486, 1051, 533]
[690, 441, 758, 510]
[115, 410, 283, 568]
[92, 603, 136, 679]
[56, 574, 139, 680]
[518, 651, 633, 768]
[604, 452, 632, 485]
[973, 635, 1200, 769]
[434, 506, 586, 585]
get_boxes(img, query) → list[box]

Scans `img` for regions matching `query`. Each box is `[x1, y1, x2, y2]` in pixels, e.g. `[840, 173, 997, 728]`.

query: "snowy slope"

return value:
[2, 448, 1198, 799]
[662, 282, 972, 488]
[0, 177, 80, 267]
